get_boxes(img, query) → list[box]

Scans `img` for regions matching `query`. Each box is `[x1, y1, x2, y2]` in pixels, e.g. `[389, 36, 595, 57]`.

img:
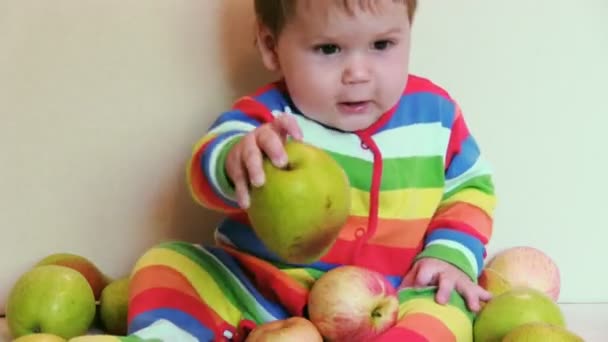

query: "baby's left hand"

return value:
[399, 258, 491, 312]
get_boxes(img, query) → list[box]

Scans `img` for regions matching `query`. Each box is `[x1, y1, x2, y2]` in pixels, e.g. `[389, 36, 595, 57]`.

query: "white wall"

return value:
[1, 0, 607, 314]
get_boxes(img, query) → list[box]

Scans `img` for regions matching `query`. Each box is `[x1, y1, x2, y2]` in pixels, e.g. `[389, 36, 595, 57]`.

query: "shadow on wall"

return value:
[218, 0, 276, 97]
[148, 1, 275, 247]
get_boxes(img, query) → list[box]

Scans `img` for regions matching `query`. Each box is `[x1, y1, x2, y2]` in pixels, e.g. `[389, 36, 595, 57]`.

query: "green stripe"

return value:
[397, 286, 475, 321]
[158, 242, 268, 323]
[329, 152, 445, 190]
[215, 135, 243, 195]
[416, 244, 476, 281]
[444, 174, 494, 200]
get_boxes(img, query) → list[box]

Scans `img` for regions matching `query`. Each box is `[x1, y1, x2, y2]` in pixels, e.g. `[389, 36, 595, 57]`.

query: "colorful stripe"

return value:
[130, 74, 496, 340]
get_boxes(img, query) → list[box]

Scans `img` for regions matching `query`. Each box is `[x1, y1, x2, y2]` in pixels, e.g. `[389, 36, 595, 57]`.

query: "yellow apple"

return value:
[12, 333, 66, 342]
[245, 317, 322, 342]
[485, 246, 560, 301]
[503, 322, 583, 341]
[478, 268, 511, 297]
[247, 140, 351, 264]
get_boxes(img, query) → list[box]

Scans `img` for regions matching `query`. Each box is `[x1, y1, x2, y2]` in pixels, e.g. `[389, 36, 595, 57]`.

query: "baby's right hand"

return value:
[225, 114, 303, 209]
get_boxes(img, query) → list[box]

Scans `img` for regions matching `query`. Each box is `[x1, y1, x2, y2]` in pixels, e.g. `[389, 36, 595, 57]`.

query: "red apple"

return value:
[485, 246, 560, 301]
[307, 266, 399, 341]
[35, 253, 111, 301]
[245, 317, 322, 342]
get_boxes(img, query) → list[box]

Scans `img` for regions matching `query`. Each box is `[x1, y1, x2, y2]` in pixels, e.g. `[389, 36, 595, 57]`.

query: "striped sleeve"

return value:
[416, 103, 497, 282]
[187, 95, 276, 214]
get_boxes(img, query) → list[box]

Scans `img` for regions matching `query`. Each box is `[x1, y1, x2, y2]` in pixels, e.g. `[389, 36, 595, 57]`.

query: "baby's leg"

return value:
[127, 241, 291, 342]
[373, 287, 475, 342]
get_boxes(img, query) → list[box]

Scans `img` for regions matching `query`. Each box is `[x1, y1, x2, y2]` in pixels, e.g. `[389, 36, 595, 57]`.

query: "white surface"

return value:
[1, 303, 606, 341]
[1, 0, 608, 315]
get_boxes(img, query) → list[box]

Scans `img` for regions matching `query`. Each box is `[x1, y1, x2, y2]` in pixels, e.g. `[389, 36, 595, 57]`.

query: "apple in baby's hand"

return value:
[12, 333, 66, 342]
[35, 253, 111, 301]
[245, 317, 323, 342]
[502, 322, 583, 342]
[6, 265, 97, 339]
[247, 140, 351, 264]
[307, 265, 399, 341]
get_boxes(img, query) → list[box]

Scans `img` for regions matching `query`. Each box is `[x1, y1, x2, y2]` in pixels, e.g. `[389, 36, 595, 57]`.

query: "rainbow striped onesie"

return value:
[126, 75, 496, 342]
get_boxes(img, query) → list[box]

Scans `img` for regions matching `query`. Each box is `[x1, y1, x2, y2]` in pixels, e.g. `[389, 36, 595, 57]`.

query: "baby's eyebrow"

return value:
[377, 27, 403, 36]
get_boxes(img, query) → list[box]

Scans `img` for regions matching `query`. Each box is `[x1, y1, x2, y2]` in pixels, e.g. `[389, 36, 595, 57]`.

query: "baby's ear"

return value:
[255, 23, 280, 71]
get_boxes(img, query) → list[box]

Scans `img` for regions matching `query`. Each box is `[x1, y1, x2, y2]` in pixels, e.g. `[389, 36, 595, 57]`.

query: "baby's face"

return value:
[263, 0, 412, 132]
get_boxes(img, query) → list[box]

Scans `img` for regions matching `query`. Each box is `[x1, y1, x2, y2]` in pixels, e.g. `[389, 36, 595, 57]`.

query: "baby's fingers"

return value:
[435, 275, 455, 305]
[456, 282, 486, 312]
[242, 139, 265, 187]
[226, 164, 250, 209]
[226, 143, 251, 209]
[256, 129, 288, 168]
[273, 114, 303, 141]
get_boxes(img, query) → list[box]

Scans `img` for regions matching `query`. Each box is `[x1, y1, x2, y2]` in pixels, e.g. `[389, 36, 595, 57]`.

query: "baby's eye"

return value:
[314, 44, 341, 55]
[372, 40, 393, 50]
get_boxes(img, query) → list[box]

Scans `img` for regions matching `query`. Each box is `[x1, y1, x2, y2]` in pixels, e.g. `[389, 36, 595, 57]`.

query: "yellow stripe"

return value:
[132, 247, 242, 326]
[192, 133, 217, 154]
[442, 189, 496, 217]
[398, 298, 472, 342]
[282, 268, 316, 290]
[350, 187, 443, 220]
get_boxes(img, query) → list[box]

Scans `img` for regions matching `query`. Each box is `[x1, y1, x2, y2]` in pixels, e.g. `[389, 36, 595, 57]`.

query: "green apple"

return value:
[473, 287, 565, 342]
[12, 333, 66, 342]
[6, 265, 97, 339]
[502, 322, 583, 341]
[99, 277, 130, 335]
[247, 140, 351, 264]
[35, 253, 111, 301]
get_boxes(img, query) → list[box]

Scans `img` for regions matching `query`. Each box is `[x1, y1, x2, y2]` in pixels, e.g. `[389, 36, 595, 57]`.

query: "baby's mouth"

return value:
[338, 101, 371, 114]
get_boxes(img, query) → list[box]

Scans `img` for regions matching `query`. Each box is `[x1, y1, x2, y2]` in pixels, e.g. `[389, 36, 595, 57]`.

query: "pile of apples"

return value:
[249, 246, 583, 342]
[5, 253, 130, 342]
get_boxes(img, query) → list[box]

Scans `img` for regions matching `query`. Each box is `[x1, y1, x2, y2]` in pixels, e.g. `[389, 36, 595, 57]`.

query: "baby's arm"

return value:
[187, 96, 274, 213]
[416, 102, 497, 283]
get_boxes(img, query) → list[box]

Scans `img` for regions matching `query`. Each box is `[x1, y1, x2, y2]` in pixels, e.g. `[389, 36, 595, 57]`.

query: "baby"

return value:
[126, 1, 497, 341]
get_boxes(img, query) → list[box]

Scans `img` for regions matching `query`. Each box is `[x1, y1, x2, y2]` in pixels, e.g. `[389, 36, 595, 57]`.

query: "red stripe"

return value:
[404, 74, 453, 100]
[129, 265, 200, 303]
[372, 326, 430, 342]
[444, 107, 470, 170]
[232, 97, 275, 123]
[129, 287, 228, 335]
[322, 239, 423, 276]
[189, 140, 238, 213]
[221, 246, 308, 317]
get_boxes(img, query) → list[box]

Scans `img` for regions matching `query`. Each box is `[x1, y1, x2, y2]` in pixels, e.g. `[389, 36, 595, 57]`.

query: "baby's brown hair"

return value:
[254, 0, 417, 37]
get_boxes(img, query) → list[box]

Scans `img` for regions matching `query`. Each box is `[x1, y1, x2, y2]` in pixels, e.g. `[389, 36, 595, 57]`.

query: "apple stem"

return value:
[372, 309, 382, 318]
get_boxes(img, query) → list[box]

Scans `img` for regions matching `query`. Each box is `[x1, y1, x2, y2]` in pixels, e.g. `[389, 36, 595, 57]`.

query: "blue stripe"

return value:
[425, 228, 484, 272]
[378, 93, 456, 133]
[445, 135, 480, 180]
[253, 86, 290, 109]
[205, 246, 290, 321]
[129, 309, 214, 342]
[217, 218, 280, 261]
[386, 275, 402, 289]
[201, 131, 245, 208]
[209, 110, 262, 131]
